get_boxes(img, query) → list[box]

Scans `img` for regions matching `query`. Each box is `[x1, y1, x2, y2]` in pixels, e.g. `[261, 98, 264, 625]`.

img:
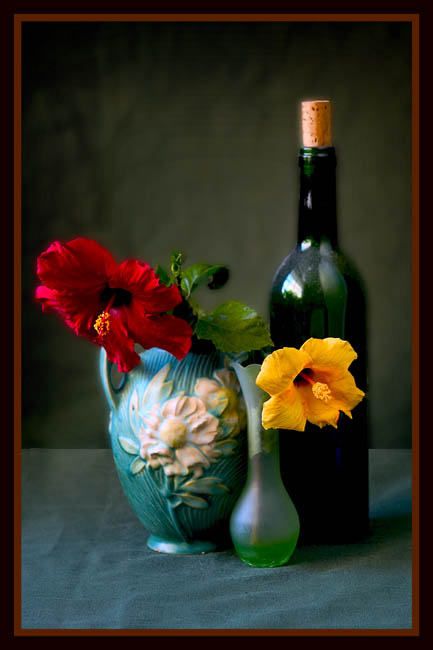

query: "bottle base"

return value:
[297, 522, 371, 546]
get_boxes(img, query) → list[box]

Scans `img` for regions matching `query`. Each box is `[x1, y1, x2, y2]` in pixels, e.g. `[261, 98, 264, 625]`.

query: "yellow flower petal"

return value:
[256, 347, 312, 396]
[324, 372, 365, 417]
[300, 338, 358, 373]
[297, 384, 341, 429]
[262, 388, 306, 431]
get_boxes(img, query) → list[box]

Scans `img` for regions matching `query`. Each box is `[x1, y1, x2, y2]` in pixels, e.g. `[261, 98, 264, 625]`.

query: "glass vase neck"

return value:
[231, 363, 276, 457]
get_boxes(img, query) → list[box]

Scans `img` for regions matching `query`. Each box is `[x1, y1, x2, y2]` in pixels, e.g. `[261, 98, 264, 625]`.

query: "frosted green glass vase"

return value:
[230, 363, 300, 567]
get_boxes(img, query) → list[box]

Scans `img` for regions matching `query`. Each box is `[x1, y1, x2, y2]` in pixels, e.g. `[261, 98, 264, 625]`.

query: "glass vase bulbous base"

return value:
[233, 535, 299, 568]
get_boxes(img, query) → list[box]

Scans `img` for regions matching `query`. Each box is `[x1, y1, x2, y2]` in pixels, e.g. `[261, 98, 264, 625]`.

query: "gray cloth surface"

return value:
[21, 449, 412, 630]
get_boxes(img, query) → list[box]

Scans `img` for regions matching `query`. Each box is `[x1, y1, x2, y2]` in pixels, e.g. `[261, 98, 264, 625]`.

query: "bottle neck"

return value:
[297, 146, 338, 248]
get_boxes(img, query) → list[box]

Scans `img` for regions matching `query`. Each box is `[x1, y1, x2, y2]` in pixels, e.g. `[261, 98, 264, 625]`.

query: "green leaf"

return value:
[181, 477, 230, 495]
[180, 263, 228, 298]
[207, 266, 230, 290]
[154, 265, 173, 287]
[195, 301, 273, 354]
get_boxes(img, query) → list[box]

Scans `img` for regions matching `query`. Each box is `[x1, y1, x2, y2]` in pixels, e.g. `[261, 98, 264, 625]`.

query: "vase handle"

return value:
[99, 348, 128, 411]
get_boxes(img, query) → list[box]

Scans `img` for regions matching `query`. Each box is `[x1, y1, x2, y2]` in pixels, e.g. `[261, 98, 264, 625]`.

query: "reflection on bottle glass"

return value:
[282, 272, 303, 299]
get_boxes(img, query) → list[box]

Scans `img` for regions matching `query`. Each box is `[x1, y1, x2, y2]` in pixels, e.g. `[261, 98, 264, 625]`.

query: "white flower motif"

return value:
[138, 395, 220, 477]
[195, 369, 246, 437]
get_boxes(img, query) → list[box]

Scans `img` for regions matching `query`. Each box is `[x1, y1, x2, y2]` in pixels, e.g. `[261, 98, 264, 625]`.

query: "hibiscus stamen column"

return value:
[94, 294, 116, 338]
[298, 371, 332, 403]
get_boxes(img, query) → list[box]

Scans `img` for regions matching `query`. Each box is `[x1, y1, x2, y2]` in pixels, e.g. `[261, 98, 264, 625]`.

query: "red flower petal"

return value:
[35, 284, 105, 337]
[111, 259, 182, 314]
[98, 314, 141, 373]
[125, 306, 192, 360]
[37, 238, 116, 293]
[35, 286, 59, 313]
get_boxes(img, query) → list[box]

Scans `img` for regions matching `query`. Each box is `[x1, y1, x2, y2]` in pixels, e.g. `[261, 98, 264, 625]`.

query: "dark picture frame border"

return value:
[13, 11, 420, 638]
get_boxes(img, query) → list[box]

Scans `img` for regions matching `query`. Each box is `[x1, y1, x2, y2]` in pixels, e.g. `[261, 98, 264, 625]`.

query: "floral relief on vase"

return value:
[117, 361, 246, 511]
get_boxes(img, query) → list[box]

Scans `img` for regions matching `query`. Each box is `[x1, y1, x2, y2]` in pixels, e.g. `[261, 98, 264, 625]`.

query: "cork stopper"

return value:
[302, 100, 332, 146]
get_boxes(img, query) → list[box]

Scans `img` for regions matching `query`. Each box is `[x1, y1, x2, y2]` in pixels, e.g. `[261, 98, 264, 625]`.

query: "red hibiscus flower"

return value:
[35, 238, 192, 372]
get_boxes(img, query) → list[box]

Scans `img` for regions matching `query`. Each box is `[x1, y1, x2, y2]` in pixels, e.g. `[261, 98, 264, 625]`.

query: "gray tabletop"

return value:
[21, 449, 412, 630]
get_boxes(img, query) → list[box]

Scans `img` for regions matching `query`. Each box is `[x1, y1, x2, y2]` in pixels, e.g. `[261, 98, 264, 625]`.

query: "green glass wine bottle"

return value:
[269, 100, 370, 545]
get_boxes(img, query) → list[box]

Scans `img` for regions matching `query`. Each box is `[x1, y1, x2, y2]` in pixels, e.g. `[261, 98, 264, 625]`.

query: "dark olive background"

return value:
[21, 20, 412, 448]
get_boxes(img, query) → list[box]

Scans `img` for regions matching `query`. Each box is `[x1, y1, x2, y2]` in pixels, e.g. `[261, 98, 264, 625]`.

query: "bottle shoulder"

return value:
[269, 242, 367, 367]
[271, 243, 364, 293]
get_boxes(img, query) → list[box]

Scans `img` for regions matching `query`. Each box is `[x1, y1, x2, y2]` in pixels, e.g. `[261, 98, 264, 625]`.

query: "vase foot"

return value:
[147, 535, 219, 554]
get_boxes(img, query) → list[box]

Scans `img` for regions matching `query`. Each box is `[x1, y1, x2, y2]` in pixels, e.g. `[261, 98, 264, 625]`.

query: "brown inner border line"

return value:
[14, 12, 420, 638]
[14, 12, 419, 21]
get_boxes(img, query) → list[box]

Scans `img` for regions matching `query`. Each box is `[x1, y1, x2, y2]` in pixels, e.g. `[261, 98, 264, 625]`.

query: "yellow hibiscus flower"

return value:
[256, 338, 365, 431]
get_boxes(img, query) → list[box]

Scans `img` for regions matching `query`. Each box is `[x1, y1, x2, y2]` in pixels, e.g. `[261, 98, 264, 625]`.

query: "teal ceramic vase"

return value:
[99, 345, 247, 553]
[229, 363, 300, 567]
